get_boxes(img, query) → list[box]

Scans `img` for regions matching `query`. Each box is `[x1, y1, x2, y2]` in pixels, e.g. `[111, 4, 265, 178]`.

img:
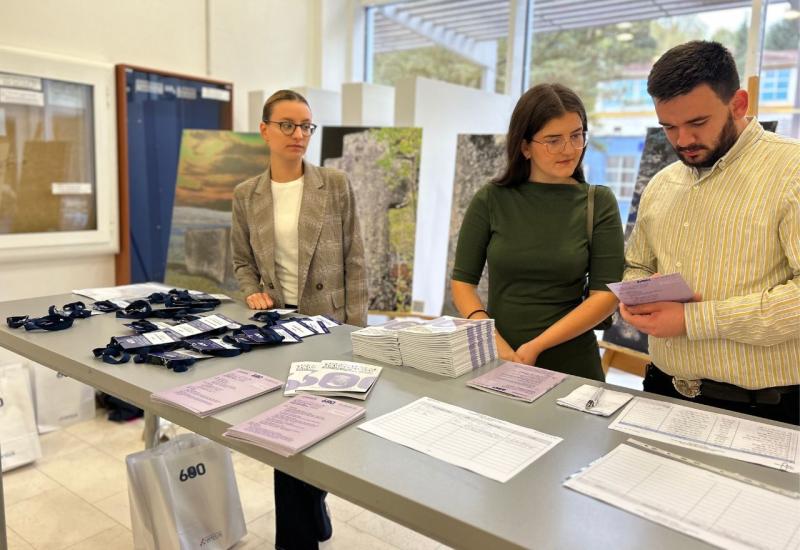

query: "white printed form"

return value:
[358, 397, 561, 482]
[564, 444, 800, 550]
[609, 397, 800, 473]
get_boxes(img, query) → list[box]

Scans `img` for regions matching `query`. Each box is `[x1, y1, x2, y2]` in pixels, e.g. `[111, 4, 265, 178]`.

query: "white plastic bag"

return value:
[126, 433, 247, 550]
[31, 362, 95, 433]
[0, 363, 42, 471]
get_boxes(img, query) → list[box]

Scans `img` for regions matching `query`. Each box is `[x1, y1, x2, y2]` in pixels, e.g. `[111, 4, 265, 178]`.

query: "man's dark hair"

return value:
[647, 41, 740, 102]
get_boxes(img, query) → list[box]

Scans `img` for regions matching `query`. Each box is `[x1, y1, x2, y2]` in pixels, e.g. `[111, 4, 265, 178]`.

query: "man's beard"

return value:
[675, 114, 738, 168]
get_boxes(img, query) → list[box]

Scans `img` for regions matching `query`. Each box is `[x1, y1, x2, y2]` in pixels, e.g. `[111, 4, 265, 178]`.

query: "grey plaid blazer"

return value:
[231, 161, 368, 327]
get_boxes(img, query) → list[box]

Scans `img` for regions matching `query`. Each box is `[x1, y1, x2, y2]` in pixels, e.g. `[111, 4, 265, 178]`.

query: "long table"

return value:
[1, 293, 797, 549]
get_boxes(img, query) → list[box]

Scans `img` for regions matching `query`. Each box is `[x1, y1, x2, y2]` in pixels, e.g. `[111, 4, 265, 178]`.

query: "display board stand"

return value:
[115, 65, 233, 285]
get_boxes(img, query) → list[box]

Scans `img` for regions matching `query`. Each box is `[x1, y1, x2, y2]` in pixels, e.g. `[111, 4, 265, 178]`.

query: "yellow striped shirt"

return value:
[624, 119, 800, 389]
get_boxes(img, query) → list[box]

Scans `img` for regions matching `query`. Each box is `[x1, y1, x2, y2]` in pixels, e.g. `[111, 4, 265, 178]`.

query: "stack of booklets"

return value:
[397, 316, 497, 377]
[350, 319, 426, 365]
[223, 394, 365, 457]
[151, 368, 283, 417]
[284, 360, 382, 400]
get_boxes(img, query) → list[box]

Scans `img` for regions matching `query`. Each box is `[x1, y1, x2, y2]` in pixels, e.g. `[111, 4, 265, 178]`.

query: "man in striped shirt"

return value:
[621, 41, 799, 425]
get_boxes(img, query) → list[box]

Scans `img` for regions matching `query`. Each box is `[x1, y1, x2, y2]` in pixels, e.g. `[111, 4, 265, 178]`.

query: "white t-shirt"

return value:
[271, 176, 304, 305]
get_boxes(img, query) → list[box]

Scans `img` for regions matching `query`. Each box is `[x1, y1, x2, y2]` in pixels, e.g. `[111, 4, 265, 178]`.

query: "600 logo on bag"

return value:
[178, 462, 207, 482]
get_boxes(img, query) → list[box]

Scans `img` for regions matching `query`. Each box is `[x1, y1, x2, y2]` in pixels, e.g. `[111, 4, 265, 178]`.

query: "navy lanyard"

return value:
[7, 313, 74, 331]
[7, 300, 90, 331]
[250, 310, 281, 325]
[93, 300, 122, 313]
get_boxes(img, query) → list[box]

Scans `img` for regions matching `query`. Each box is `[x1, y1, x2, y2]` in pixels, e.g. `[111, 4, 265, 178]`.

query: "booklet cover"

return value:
[223, 394, 365, 457]
[284, 360, 382, 400]
[467, 362, 567, 402]
[151, 368, 283, 417]
[606, 273, 694, 306]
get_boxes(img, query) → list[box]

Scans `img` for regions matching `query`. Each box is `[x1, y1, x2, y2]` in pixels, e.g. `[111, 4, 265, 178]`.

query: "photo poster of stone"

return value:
[604, 120, 779, 354]
[320, 126, 421, 313]
[441, 134, 506, 316]
[165, 130, 268, 298]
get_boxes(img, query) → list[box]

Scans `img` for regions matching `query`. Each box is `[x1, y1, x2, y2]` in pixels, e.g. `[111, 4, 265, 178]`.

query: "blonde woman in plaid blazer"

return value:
[231, 90, 368, 549]
[231, 90, 368, 328]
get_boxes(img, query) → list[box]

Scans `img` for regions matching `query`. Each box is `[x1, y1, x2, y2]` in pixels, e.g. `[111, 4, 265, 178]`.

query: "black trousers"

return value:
[643, 364, 800, 426]
[274, 470, 327, 550]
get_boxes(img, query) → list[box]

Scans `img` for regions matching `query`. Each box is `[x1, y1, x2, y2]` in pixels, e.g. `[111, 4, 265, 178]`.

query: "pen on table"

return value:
[585, 386, 604, 410]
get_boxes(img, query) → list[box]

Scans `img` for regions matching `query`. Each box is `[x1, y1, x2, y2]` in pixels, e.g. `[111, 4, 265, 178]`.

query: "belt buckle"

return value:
[673, 377, 702, 398]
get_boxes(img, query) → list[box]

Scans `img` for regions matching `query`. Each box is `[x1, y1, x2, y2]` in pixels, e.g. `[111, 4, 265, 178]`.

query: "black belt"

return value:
[649, 364, 798, 405]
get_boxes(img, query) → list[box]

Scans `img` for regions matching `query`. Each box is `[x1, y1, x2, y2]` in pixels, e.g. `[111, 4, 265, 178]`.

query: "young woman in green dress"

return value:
[451, 83, 624, 380]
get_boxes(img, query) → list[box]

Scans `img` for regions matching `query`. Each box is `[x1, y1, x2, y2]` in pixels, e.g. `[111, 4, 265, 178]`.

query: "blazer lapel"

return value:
[296, 161, 326, 305]
[250, 164, 282, 299]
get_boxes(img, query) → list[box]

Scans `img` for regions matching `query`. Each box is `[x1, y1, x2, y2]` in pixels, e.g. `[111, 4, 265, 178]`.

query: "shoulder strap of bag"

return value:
[586, 184, 596, 245]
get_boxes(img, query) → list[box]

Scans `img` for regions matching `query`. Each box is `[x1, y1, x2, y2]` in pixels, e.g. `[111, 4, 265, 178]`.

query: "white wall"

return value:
[0, 0, 207, 74]
[342, 82, 395, 126]
[396, 77, 514, 316]
[208, 0, 317, 130]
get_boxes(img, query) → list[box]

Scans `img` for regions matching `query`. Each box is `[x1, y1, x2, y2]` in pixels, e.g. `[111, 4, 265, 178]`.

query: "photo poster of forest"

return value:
[165, 129, 268, 298]
[321, 127, 422, 313]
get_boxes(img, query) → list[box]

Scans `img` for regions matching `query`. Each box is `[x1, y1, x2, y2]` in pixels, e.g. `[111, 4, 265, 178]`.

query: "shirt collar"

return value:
[690, 117, 763, 180]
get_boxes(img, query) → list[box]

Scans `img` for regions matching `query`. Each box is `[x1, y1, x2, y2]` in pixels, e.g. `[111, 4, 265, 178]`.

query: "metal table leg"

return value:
[143, 411, 160, 449]
[0, 443, 8, 550]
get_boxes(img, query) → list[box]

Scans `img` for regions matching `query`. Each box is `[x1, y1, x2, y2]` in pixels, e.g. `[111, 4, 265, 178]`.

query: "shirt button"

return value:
[666, 341, 672, 348]
[683, 222, 689, 228]
[676, 261, 682, 268]
[316, 283, 324, 290]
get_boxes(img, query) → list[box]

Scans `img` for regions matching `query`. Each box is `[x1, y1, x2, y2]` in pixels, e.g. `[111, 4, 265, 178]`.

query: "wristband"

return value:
[466, 309, 489, 319]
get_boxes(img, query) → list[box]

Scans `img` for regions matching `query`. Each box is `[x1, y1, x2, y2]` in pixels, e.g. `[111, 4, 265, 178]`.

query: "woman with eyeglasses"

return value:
[231, 89, 367, 549]
[451, 83, 624, 381]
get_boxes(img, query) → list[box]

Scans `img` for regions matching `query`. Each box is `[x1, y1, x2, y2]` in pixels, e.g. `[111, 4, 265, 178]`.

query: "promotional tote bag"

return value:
[126, 433, 247, 550]
[0, 363, 42, 471]
[31, 362, 95, 433]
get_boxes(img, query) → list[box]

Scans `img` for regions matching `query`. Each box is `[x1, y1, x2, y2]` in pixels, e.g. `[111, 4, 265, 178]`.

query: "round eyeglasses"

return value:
[264, 120, 318, 137]
[531, 132, 588, 155]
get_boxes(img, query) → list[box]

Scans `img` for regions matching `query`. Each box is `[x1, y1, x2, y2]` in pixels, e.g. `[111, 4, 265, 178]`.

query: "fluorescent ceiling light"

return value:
[617, 32, 634, 42]
[784, 9, 800, 20]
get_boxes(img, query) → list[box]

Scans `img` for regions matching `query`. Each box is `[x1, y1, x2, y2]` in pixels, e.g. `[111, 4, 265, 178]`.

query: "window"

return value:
[0, 71, 96, 234]
[366, 1, 508, 93]
[598, 79, 650, 111]
[605, 155, 639, 198]
[760, 68, 792, 102]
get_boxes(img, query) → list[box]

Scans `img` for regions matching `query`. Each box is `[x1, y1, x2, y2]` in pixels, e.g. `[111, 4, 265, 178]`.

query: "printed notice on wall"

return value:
[0, 88, 44, 107]
[52, 183, 93, 195]
[200, 87, 231, 102]
[0, 73, 42, 91]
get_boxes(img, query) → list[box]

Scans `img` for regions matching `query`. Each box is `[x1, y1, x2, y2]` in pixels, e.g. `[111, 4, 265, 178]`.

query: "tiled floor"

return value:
[2, 411, 447, 550]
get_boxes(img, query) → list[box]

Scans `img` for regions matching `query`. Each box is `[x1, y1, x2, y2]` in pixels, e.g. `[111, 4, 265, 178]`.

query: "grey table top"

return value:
[1, 293, 797, 550]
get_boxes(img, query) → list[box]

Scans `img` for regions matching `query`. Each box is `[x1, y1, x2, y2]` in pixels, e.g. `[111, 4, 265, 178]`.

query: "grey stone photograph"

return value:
[322, 127, 422, 312]
[442, 134, 506, 316]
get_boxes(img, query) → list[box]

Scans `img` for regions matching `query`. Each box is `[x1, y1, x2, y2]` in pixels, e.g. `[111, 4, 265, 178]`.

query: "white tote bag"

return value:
[0, 363, 42, 471]
[126, 433, 247, 550]
[31, 362, 95, 433]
